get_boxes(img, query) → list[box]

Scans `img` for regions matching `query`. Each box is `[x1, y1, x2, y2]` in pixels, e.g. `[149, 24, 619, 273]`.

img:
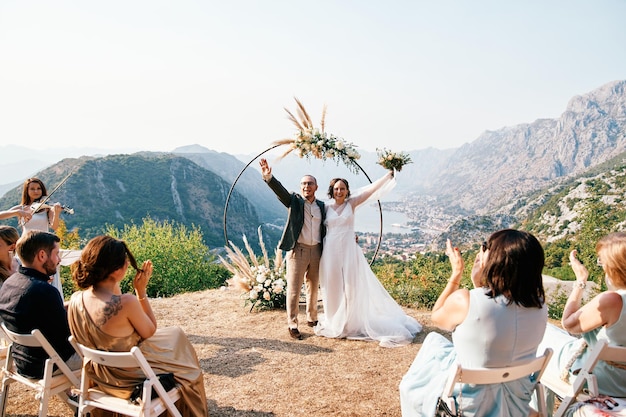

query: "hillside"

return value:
[229, 80, 626, 248]
[171, 146, 285, 224]
[0, 154, 274, 249]
[516, 153, 626, 242]
[428, 80, 626, 214]
[3, 80, 626, 251]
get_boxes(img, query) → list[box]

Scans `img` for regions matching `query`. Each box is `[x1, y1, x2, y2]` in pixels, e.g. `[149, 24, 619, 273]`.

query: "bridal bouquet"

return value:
[376, 148, 412, 171]
[273, 98, 361, 173]
[219, 227, 287, 311]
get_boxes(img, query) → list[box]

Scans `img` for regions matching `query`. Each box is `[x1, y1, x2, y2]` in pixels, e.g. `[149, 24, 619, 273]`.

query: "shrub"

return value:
[105, 217, 229, 297]
[57, 220, 83, 300]
[374, 251, 474, 309]
[547, 285, 569, 320]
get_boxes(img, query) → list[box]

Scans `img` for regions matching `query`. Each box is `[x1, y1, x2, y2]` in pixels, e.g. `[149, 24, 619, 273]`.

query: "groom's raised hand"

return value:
[259, 158, 272, 177]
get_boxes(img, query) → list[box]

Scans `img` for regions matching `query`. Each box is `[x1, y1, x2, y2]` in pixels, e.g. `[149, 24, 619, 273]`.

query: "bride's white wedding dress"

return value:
[314, 172, 422, 347]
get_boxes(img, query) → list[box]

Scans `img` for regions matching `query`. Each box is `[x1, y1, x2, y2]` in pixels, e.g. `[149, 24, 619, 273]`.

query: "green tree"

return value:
[373, 250, 474, 310]
[57, 219, 83, 299]
[56, 219, 82, 250]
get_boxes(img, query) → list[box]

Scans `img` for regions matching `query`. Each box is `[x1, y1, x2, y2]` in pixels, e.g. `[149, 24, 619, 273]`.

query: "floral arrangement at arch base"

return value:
[219, 227, 287, 311]
[272, 98, 362, 173]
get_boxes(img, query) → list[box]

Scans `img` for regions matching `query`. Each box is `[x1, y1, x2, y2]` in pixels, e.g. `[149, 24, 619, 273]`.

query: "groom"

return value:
[259, 158, 326, 340]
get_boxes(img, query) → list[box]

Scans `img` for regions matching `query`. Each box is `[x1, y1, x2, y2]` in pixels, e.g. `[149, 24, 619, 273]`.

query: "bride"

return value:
[314, 170, 422, 347]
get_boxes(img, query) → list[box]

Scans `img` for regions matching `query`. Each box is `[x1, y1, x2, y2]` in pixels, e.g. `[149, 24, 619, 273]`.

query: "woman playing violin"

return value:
[19, 178, 63, 233]
[8, 178, 68, 296]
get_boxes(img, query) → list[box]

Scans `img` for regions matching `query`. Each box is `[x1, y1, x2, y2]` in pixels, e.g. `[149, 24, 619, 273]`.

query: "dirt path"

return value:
[2, 288, 440, 416]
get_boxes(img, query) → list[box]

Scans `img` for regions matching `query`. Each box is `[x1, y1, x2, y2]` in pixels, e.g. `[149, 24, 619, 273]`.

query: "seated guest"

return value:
[399, 229, 548, 417]
[0, 226, 19, 285]
[538, 232, 626, 398]
[0, 230, 81, 378]
[67, 235, 208, 416]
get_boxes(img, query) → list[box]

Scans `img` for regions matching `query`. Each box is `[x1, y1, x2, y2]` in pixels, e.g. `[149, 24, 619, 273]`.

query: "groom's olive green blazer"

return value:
[265, 175, 326, 252]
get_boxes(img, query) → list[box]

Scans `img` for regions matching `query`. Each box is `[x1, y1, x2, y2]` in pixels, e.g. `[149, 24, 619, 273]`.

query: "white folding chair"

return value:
[541, 339, 626, 417]
[440, 348, 553, 417]
[70, 336, 182, 417]
[0, 322, 81, 417]
[0, 322, 8, 360]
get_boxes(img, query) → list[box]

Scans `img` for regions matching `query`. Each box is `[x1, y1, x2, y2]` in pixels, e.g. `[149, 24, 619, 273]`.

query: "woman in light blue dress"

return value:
[538, 232, 626, 401]
[399, 229, 548, 417]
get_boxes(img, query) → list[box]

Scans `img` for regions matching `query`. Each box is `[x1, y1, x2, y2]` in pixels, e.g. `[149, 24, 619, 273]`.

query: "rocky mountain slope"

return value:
[170, 145, 285, 224]
[516, 152, 626, 242]
[0, 154, 274, 249]
[428, 80, 626, 214]
[2, 80, 626, 250]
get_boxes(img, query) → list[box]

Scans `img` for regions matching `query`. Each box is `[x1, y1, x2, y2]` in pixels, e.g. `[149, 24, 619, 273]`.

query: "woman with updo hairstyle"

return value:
[71, 235, 140, 289]
[67, 235, 208, 416]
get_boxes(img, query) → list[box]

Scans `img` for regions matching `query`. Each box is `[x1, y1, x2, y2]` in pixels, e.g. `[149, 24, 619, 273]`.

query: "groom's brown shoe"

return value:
[288, 328, 303, 340]
[307, 321, 318, 327]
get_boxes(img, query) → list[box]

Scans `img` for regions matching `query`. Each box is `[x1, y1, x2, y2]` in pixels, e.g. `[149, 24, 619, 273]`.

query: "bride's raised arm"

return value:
[348, 170, 396, 209]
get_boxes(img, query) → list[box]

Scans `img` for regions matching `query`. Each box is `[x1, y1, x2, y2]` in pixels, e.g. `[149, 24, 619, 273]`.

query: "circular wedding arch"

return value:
[222, 145, 384, 265]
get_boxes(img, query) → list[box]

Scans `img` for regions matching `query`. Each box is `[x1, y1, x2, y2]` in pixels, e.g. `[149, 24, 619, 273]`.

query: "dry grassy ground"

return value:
[2, 288, 442, 417]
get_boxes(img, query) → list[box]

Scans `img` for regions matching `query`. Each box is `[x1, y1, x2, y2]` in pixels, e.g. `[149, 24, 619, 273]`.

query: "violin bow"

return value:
[32, 165, 78, 211]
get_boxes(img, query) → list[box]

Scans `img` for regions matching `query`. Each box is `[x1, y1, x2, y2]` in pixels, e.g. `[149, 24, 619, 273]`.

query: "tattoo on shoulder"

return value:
[96, 295, 123, 326]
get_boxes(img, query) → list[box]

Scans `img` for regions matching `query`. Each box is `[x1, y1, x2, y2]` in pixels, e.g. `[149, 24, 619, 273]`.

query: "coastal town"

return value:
[356, 199, 461, 261]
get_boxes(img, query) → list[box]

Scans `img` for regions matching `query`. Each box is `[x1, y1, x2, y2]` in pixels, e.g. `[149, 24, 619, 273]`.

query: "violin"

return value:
[30, 199, 75, 215]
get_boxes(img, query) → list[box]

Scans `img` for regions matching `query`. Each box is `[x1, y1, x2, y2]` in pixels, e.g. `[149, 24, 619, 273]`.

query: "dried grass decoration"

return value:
[376, 148, 413, 171]
[219, 227, 287, 311]
[272, 98, 361, 173]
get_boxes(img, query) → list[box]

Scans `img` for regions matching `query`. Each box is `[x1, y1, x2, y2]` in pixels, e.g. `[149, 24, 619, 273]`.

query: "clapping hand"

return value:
[445, 239, 464, 279]
[133, 260, 153, 296]
[569, 250, 589, 283]
[471, 243, 489, 287]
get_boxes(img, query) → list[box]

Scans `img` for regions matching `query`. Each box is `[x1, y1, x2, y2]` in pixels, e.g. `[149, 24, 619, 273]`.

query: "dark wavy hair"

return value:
[327, 178, 351, 199]
[480, 229, 545, 308]
[0, 225, 20, 282]
[71, 235, 141, 289]
[21, 178, 48, 205]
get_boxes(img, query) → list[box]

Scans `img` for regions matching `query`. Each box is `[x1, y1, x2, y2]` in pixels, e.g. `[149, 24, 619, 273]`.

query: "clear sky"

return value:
[1, 0, 625, 156]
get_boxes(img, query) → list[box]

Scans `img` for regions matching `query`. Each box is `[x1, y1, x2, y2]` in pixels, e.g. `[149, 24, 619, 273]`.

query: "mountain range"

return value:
[1, 79, 626, 250]
[0, 153, 282, 250]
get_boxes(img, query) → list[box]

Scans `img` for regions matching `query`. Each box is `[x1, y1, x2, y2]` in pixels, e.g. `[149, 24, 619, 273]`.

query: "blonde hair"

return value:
[596, 232, 626, 289]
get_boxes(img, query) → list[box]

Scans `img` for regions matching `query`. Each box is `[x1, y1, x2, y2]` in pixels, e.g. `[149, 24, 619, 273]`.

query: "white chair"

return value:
[0, 322, 8, 360]
[70, 336, 182, 417]
[541, 339, 626, 417]
[440, 348, 553, 417]
[0, 322, 81, 417]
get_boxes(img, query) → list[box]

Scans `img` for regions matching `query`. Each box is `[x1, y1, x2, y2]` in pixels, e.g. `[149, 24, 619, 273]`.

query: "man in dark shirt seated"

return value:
[0, 230, 80, 379]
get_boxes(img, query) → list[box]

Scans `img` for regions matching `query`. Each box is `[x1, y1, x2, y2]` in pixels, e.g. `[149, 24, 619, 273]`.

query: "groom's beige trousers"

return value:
[286, 242, 321, 328]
